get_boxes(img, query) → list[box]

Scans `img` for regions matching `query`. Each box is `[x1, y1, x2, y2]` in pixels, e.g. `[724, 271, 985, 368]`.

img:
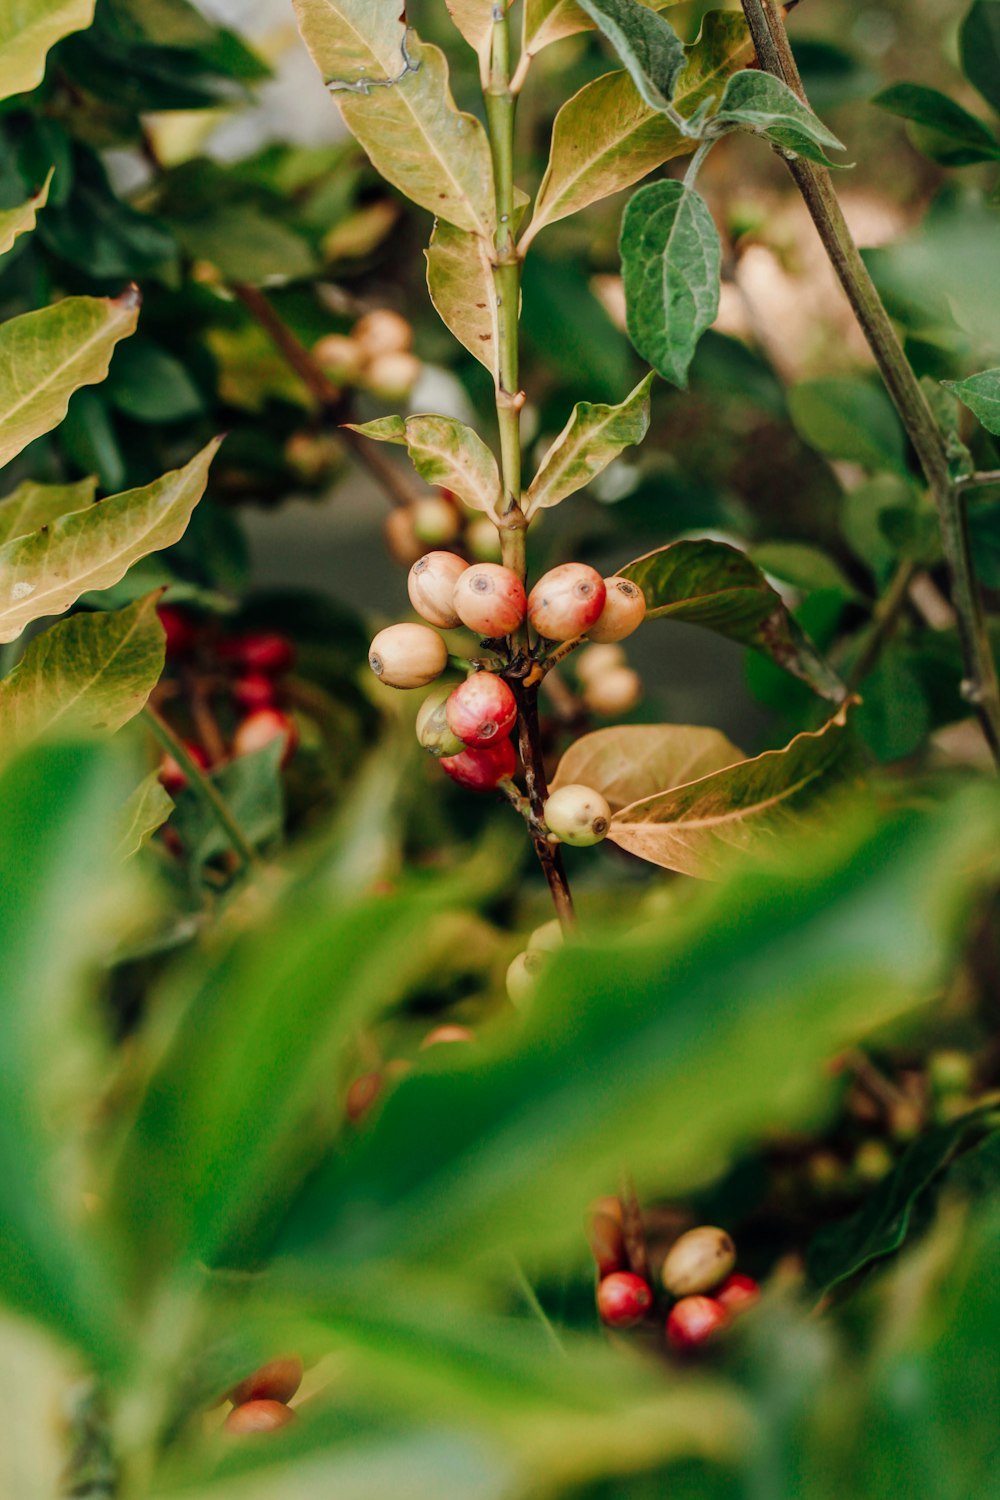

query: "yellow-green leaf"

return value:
[0, 593, 165, 747]
[524, 11, 753, 243]
[0, 438, 219, 643]
[347, 414, 503, 518]
[0, 0, 95, 101]
[0, 475, 96, 547]
[0, 289, 140, 471]
[523, 0, 683, 60]
[608, 703, 859, 877]
[0, 167, 53, 257]
[115, 771, 173, 860]
[290, 0, 407, 88]
[426, 221, 502, 382]
[446, 0, 507, 72]
[552, 723, 743, 811]
[524, 373, 653, 515]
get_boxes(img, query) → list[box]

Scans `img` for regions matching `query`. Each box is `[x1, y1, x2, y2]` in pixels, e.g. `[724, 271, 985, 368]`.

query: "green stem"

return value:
[847, 557, 919, 692]
[740, 0, 1000, 764]
[142, 705, 259, 872]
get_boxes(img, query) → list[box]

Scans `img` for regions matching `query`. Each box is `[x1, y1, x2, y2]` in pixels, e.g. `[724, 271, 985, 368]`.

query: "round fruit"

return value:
[527, 564, 606, 642]
[407, 551, 468, 628]
[366, 351, 422, 399]
[157, 604, 197, 660]
[716, 1273, 760, 1316]
[505, 949, 542, 1007]
[586, 1210, 626, 1279]
[440, 736, 517, 791]
[233, 672, 276, 712]
[384, 507, 425, 567]
[218, 633, 296, 677]
[224, 1400, 296, 1436]
[312, 332, 364, 381]
[421, 1024, 475, 1048]
[353, 308, 413, 357]
[527, 919, 563, 955]
[661, 1226, 736, 1298]
[416, 684, 465, 757]
[576, 644, 626, 684]
[369, 623, 448, 689]
[597, 1272, 653, 1330]
[446, 673, 517, 748]
[583, 666, 642, 717]
[453, 564, 527, 638]
[587, 578, 647, 644]
[543, 784, 611, 847]
[159, 741, 210, 795]
[666, 1296, 729, 1352]
[228, 1357, 304, 1407]
[345, 1071, 383, 1124]
[466, 517, 503, 562]
[412, 497, 461, 546]
[233, 708, 299, 767]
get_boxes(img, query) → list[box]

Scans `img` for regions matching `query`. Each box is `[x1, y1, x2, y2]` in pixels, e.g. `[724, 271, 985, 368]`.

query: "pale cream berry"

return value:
[544, 784, 611, 847]
[506, 949, 543, 1007]
[452, 563, 527, 637]
[412, 496, 461, 546]
[576, 644, 626, 684]
[313, 333, 365, 381]
[369, 622, 447, 689]
[527, 563, 606, 642]
[353, 308, 413, 357]
[661, 1226, 737, 1298]
[407, 551, 468, 628]
[383, 507, 425, 566]
[466, 517, 503, 562]
[587, 578, 647, 643]
[583, 666, 642, 717]
[366, 350, 422, 399]
[527, 918, 563, 955]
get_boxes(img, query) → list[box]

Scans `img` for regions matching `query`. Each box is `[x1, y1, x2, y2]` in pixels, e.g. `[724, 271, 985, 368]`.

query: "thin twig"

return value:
[846, 558, 918, 690]
[959, 470, 1000, 493]
[142, 705, 259, 872]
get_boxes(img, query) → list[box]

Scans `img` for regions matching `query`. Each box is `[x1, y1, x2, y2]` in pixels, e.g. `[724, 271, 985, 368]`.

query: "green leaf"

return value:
[527, 11, 753, 242]
[106, 339, 204, 424]
[619, 538, 846, 701]
[425, 221, 501, 381]
[960, 0, 1000, 115]
[524, 373, 654, 515]
[713, 69, 846, 165]
[607, 703, 858, 877]
[0, 289, 140, 470]
[0, 0, 95, 101]
[0, 476, 96, 547]
[575, 0, 686, 113]
[170, 741, 284, 874]
[620, 179, 721, 389]
[944, 367, 1000, 435]
[0, 168, 53, 257]
[788, 377, 908, 474]
[290, 0, 408, 90]
[347, 414, 503, 518]
[0, 438, 220, 643]
[0, 594, 165, 748]
[115, 770, 173, 860]
[552, 723, 744, 811]
[874, 83, 1000, 166]
[808, 1112, 998, 1295]
[279, 785, 996, 1273]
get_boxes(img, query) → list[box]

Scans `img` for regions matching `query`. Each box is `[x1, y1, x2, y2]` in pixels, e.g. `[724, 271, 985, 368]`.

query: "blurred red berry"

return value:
[157, 605, 198, 660]
[345, 1071, 383, 1123]
[716, 1273, 760, 1316]
[159, 742, 210, 795]
[233, 708, 298, 766]
[597, 1272, 653, 1329]
[586, 1210, 627, 1279]
[233, 672, 277, 712]
[224, 1400, 295, 1436]
[228, 1357, 303, 1407]
[440, 736, 517, 791]
[219, 633, 296, 676]
[666, 1296, 729, 1352]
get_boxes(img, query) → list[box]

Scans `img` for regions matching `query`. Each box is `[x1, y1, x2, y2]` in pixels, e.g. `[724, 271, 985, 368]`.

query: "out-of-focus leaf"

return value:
[874, 84, 1000, 166]
[0, 594, 165, 748]
[0, 476, 96, 547]
[0, 439, 219, 643]
[713, 70, 846, 165]
[525, 374, 653, 514]
[552, 723, 743, 811]
[346, 414, 503, 517]
[620, 180, 721, 389]
[106, 340, 204, 423]
[170, 740, 284, 874]
[0, 168, 52, 257]
[575, 0, 686, 113]
[0, 1314, 73, 1500]
[115, 770, 174, 860]
[944, 367, 1000, 435]
[521, 251, 631, 401]
[854, 645, 930, 762]
[608, 703, 858, 877]
[0, 0, 95, 101]
[37, 146, 176, 280]
[752, 542, 859, 598]
[620, 538, 846, 700]
[0, 289, 139, 470]
[155, 161, 314, 286]
[425, 221, 501, 381]
[960, 0, 1000, 114]
[788, 378, 908, 474]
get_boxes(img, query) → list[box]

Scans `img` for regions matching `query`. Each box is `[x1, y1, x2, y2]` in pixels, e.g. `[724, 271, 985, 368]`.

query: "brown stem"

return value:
[740, 0, 1000, 764]
[513, 680, 576, 932]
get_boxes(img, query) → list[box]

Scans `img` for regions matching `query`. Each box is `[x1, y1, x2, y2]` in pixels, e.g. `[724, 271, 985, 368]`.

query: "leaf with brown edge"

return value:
[552, 723, 744, 812]
[608, 702, 860, 878]
[620, 537, 846, 702]
[426, 221, 501, 382]
[446, 0, 508, 73]
[523, 0, 684, 59]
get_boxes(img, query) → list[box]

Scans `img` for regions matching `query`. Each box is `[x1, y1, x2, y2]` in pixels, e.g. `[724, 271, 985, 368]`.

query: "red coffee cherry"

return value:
[228, 1356, 304, 1407]
[218, 633, 296, 676]
[233, 672, 277, 712]
[587, 578, 647, 644]
[716, 1273, 760, 1316]
[159, 741, 210, 794]
[662, 1227, 736, 1298]
[527, 564, 606, 642]
[369, 623, 448, 689]
[233, 708, 299, 767]
[452, 563, 527, 637]
[408, 551, 469, 628]
[446, 673, 517, 747]
[415, 683, 465, 757]
[543, 784, 611, 847]
[440, 736, 517, 791]
[224, 1400, 296, 1436]
[597, 1272, 653, 1329]
[666, 1296, 729, 1352]
[345, 1070, 383, 1124]
[157, 605, 198, 660]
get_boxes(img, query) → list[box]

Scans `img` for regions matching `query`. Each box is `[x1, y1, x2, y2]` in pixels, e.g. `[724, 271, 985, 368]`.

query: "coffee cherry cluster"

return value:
[222, 1355, 302, 1437]
[313, 308, 422, 405]
[576, 643, 643, 718]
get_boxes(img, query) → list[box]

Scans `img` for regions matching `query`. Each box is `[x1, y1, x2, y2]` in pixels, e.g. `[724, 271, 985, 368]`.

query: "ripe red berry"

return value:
[218, 633, 296, 676]
[666, 1296, 729, 1352]
[716, 1273, 760, 1316]
[446, 673, 517, 747]
[597, 1272, 653, 1329]
[157, 604, 198, 660]
[233, 672, 277, 712]
[228, 1356, 304, 1407]
[407, 550, 469, 628]
[224, 1400, 296, 1436]
[233, 708, 299, 767]
[440, 736, 517, 791]
[452, 563, 527, 638]
[159, 741, 210, 795]
[369, 623, 448, 689]
[587, 578, 647, 644]
[527, 564, 606, 642]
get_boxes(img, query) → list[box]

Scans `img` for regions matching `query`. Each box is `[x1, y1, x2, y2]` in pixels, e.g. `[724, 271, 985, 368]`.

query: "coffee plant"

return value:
[2, 0, 1000, 1496]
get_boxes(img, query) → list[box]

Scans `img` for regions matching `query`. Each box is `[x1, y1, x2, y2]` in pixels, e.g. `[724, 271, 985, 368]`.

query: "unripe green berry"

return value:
[527, 919, 563, 955]
[661, 1226, 736, 1298]
[506, 949, 543, 1007]
[416, 684, 465, 757]
[369, 623, 448, 689]
[544, 784, 611, 847]
[928, 1049, 974, 1097]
